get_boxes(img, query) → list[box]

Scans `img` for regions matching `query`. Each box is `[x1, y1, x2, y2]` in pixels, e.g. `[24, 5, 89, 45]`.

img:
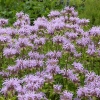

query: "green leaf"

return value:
[0, 97, 5, 100]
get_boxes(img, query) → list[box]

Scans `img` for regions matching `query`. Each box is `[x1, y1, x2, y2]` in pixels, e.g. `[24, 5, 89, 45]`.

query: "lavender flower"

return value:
[28, 51, 45, 60]
[15, 37, 32, 48]
[53, 84, 62, 94]
[18, 92, 47, 100]
[77, 37, 91, 47]
[65, 32, 78, 40]
[3, 48, 20, 58]
[48, 10, 60, 18]
[0, 18, 8, 27]
[46, 51, 62, 59]
[72, 62, 84, 73]
[60, 90, 73, 100]
[34, 37, 46, 45]
[34, 17, 48, 29]
[53, 35, 66, 44]
[0, 35, 11, 44]
[1, 78, 21, 95]
[63, 42, 76, 53]
[86, 42, 96, 56]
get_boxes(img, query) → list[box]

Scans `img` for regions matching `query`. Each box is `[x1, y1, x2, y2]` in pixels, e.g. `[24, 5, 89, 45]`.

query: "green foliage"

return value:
[0, 0, 66, 25]
[70, 0, 100, 26]
[0, 0, 23, 25]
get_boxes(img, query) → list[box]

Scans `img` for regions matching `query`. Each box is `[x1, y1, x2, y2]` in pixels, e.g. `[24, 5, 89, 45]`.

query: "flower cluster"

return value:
[0, 6, 100, 100]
